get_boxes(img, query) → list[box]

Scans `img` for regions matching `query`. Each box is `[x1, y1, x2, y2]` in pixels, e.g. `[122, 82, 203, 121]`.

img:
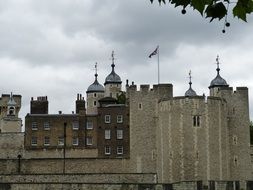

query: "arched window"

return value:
[8, 106, 15, 116]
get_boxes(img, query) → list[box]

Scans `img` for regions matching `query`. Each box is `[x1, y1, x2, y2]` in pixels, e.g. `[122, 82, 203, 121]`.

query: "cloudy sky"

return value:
[0, 0, 253, 125]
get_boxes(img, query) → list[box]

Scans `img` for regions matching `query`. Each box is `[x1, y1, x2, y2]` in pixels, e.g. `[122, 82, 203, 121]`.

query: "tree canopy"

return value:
[150, 0, 253, 23]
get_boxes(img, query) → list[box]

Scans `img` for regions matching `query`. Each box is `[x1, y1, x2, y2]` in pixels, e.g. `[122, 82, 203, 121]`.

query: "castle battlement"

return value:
[127, 83, 173, 100]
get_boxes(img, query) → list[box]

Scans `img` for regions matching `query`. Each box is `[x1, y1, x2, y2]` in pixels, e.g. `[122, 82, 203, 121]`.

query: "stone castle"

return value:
[0, 54, 252, 190]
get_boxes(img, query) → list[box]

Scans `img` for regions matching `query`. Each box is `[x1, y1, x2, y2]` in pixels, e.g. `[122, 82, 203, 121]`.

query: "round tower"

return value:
[104, 51, 122, 98]
[209, 56, 229, 96]
[86, 63, 105, 115]
[185, 70, 197, 97]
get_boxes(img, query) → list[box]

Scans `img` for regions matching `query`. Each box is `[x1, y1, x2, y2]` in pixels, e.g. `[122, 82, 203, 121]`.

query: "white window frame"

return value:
[44, 122, 50, 130]
[72, 137, 79, 146]
[58, 137, 64, 146]
[31, 137, 37, 146]
[72, 121, 79, 130]
[117, 129, 123, 139]
[117, 115, 123, 123]
[44, 136, 50, 146]
[105, 129, 111, 139]
[105, 115, 111, 123]
[105, 146, 111, 155]
[86, 137, 93, 145]
[86, 121, 93, 130]
[117, 146, 123, 155]
[32, 122, 38, 130]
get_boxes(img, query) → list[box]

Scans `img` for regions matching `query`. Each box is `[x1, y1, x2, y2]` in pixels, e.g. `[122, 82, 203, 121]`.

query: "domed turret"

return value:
[86, 63, 105, 115]
[86, 74, 105, 93]
[104, 51, 122, 85]
[185, 71, 197, 97]
[209, 56, 229, 89]
[104, 51, 122, 98]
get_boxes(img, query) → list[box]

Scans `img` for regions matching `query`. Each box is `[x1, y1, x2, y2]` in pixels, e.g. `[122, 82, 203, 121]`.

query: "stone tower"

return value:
[86, 63, 105, 115]
[208, 56, 251, 183]
[104, 51, 122, 98]
[0, 93, 22, 132]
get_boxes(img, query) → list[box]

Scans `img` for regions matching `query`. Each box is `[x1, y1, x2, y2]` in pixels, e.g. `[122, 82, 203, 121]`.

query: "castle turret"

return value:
[185, 70, 197, 97]
[86, 63, 105, 115]
[104, 51, 122, 98]
[209, 56, 229, 96]
[0, 93, 22, 132]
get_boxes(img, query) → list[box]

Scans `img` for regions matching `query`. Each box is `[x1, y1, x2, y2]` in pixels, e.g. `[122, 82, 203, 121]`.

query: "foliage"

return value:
[117, 91, 126, 104]
[150, 0, 253, 22]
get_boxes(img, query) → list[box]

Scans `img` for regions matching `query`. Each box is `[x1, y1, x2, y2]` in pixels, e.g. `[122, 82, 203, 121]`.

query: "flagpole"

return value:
[158, 46, 160, 84]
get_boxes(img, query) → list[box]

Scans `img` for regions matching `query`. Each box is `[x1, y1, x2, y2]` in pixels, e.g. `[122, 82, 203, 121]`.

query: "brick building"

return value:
[25, 53, 130, 158]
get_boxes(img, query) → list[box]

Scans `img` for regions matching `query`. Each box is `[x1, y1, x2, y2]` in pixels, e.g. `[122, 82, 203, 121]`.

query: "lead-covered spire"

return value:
[86, 63, 105, 93]
[209, 55, 229, 89]
[185, 70, 197, 97]
[104, 51, 122, 85]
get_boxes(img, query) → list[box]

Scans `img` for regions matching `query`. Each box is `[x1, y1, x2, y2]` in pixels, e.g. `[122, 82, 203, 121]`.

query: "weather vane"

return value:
[111, 50, 116, 65]
[189, 70, 192, 83]
[216, 55, 220, 69]
[95, 62, 97, 74]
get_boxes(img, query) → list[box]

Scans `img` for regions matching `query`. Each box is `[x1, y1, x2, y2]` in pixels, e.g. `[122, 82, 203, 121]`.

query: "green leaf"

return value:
[233, 3, 247, 21]
[205, 2, 227, 22]
[170, 0, 191, 8]
[191, 0, 206, 15]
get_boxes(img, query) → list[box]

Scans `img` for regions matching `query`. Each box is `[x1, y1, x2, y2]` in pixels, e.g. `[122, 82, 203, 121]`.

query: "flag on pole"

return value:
[148, 46, 159, 58]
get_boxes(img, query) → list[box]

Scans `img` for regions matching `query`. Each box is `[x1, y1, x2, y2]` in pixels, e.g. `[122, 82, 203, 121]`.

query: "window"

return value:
[138, 103, 142, 110]
[117, 146, 123, 155]
[105, 146, 111, 155]
[44, 122, 50, 130]
[94, 93, 97, 97]
[8, 106, 15, 115]
[31, 137, 37, 146]
[86, 137, 93, 145]
[72, 137, 79, 146]
[93, 101, 97, 106]
[105, 115, 111, 123]
[105, 129, 111, 139]
[86, 121, 93, 129]
[233, 135, 238, 145]
[234, 156, 238, 166]
[72, 121, 79, 130]
[58, 137, 64, 146]
[117, 130, 123, 139]
[117, 115, 123, 123]
[44, 136, 50, 146]
[32, 122, 38, 130]
[193, 116, 200, 127]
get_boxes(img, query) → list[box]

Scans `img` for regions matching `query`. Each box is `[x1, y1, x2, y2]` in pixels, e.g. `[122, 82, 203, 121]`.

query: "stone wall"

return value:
[128, 84, 173, 175]
[157, 96, 230, 184]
